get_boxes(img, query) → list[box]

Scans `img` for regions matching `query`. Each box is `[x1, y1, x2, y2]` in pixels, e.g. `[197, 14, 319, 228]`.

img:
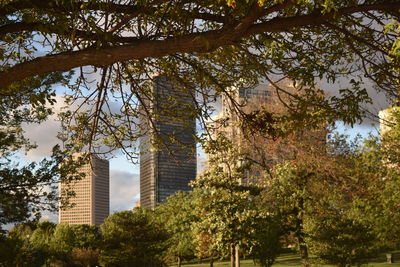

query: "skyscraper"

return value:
[206, 84, 272, 183]
[379, 106, 400, 136]
[210, 84, 272, 140]
[206, 81, 326, 183]
[59, 154, 109, 226]
[139, 76, 197, 208]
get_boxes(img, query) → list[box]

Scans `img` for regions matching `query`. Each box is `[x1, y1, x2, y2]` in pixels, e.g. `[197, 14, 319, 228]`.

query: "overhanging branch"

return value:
[0, 2, 399, 89]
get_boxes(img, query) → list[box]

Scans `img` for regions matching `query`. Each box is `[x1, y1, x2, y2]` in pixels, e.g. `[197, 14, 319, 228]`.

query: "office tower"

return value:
[379, 106, 400, 136]
[206, 84, 272, 183]
[207, 81, 326, 183]
[379, 106, 400, 173]
[140, 76, 197, 208]
[59, 154, 109, 226]
[211, 84, 272, 140]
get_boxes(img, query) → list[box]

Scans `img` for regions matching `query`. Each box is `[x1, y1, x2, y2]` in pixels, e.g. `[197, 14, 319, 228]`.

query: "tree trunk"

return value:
[230, 243, 235, 267]
[177, 256, 182, 267]
[298, 236, 309, 267]
[295, 198, 309, 267]
[235, 244, 240, 267]
[387, 253, 393, 263]
[210, 257, 214, 267]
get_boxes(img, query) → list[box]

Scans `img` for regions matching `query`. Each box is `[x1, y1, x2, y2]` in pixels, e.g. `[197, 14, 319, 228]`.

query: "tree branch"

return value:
[0, 21, 142, 43]
[0, 2, 399, 89]
[0, 0, 144, 17]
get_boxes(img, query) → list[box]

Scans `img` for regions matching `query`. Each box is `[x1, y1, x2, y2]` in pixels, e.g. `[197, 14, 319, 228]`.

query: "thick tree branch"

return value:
[1, 29, 234, 89]
[0, 2, 399, 89]
[0, 22, 41, 36]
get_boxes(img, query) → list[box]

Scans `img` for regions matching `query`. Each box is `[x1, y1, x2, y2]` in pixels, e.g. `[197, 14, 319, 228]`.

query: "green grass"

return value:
[175, 251, 400, 267]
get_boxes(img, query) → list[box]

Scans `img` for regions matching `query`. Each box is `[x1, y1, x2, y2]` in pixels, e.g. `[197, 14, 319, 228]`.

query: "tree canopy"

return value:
[99, 208, 169, 266]
[0, 0, 399, 88]
[1, 0, 400, 158]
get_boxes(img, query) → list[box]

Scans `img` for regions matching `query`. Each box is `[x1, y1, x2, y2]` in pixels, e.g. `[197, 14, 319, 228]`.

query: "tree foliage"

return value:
[191, 136, 266, 265]
[1, 0, 400, 226]
[1, 0, 399, 90]
[70, 224, 102, 249]
[0, 147, 86, 226]
[71, 247, 100, 267]
[0, 232, 24, 267]
[156, 191, 197, 266]
[51, 223, 77, 263]
[2, 221, 101, 266]
[248, 213, 282, 267]
[260, 128, 382, 266]
[306, 215, 377, 267]
[99, 208, 169, 267]
[0, 0, 399, 158]
[349, 107, 400, 251]
[1, 1, 400, 264]
[0, 58, 82, 226]
[28, 221, 57, 265]
[0, 42, 83, 227]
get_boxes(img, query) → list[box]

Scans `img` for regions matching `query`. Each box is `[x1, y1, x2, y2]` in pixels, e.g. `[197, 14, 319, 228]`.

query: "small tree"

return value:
[349, 108, 400, 252]
[50, 223, 76, 264]
[192, 136, 262, 267]
[261, 130, 370, 267]
[29, 221, 57, 265]
[249, 215, 282, 267]
[264, 163, 313, 267]
[262, 130, 395, 267]
[306, 215, 377, 267]
[156, 191, 197, 267]
[71, 224, 101, 249]
[193, 231, 220, 267]
[99, 208, 169, 267]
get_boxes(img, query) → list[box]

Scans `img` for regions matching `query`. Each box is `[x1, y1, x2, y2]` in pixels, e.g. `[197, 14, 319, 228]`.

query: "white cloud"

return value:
[110, 170, 140, 212]
[40, 210, 58, 223]
[22, 95, 67, 160]
[23, 117, 61, 160]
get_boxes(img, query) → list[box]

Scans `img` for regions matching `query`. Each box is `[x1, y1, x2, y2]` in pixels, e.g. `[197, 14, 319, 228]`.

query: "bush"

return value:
[307, 216, 378, 267]
[99, 208, 169, 267]
[249, 217, 282, 267]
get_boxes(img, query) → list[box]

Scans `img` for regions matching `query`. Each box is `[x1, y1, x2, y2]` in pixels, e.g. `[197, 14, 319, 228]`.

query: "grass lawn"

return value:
[176, 251, 400, 267]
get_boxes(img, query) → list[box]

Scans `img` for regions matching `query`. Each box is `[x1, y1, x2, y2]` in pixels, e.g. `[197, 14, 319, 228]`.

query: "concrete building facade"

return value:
[206, 84, 272, 183]
[379, 106, 400, 136]
[59, 155, 109, 226]
[139, 76, 197, 208]
[215, 84, 272, 138]
[206, 81, 326, 183]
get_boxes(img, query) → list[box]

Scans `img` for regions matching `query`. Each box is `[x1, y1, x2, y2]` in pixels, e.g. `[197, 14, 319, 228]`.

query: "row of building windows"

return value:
[238, 88, 271, 99]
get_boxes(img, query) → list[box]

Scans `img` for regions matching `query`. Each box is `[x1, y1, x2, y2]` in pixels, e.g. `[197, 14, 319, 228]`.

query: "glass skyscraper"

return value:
[139, 76, 197, 208]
